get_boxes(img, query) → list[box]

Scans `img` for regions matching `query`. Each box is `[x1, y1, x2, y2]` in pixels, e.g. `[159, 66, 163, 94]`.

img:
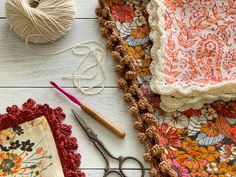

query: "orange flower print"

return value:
[218, 175, 229, 177]
[131, 28, 145, 39]
[128, 46, 145, 59]
[201, 121, 219, 137]
[139, 58, 151, 76]
[164, 0, 184, 11]
[176, 128, 188, 135]
[0, 152, 23, 176]
[175, 149, 206, 169]
[156, 123, 181, 158]
[36, 147, 44, 155]
[217, 162, 228, 174]
[127, 46, 135, 56]
[191, 168, 209, 177]
[229, 125, 236, 143]
[140, 67, 151, 77]
[130, 25, 150, 39]
[182, 137, 199, 152]
[111, 5, 135, 23]
[199, 146, 220, 162]
[228, 164, 236, 176]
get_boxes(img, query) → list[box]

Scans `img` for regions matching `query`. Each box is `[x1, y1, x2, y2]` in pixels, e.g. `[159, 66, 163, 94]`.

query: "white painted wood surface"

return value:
[0, 0, 150, 176]
[0, 20, 117, 87]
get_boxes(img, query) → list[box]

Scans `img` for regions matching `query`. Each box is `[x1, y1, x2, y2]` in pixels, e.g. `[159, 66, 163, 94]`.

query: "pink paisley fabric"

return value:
[159, 0, 236, 87]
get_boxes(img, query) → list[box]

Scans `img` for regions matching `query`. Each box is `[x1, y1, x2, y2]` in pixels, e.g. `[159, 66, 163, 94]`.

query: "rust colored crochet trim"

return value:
[0, 99, 85, 177]
[96, 1, 177, 177]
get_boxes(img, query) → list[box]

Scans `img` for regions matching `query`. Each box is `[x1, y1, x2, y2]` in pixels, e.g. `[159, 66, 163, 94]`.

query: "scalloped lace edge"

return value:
[148, 0, 236, 97]
[160, 93, 236, 112]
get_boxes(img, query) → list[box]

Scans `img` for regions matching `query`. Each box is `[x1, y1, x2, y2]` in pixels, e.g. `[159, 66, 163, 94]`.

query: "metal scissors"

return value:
[72, 109, 145, 177]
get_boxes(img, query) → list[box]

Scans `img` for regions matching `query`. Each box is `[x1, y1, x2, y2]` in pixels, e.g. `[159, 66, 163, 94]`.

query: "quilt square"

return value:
[0, 116, 64, 177]
[149, 0, 236, 96]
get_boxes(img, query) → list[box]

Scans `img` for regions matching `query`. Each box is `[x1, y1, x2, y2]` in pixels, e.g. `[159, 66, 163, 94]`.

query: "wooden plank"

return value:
[75, 0, 98, 18]
[0, 88, 149, 169]
[0, 19, 117, 87]
[0, 0, 99, 18]
[83, 170, 150, 177]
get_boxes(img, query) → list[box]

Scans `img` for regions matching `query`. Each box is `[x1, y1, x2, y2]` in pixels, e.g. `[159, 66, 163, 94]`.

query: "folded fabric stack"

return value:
[97, 0, 236, 176]
[148, 0, 236, 112]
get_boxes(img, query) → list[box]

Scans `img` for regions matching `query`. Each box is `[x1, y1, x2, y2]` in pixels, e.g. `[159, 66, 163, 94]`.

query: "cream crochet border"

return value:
[160, 93, 236, 112]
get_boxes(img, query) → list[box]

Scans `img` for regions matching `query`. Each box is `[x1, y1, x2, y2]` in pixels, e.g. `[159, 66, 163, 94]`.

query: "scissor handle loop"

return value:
[104, 170, 123, 177]
[119, 156, 145, 177]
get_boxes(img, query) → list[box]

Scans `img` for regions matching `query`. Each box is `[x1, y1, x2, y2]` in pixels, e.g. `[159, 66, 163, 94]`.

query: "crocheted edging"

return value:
[96, 1, 177, 176]
[160, 93, 236, 112]
[0, 99, 85, 177]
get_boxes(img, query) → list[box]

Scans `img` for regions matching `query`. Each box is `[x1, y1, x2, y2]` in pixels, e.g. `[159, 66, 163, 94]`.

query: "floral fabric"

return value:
[108, 0, 236, 176]
[0, 116, 64, 177]
[156, 0, 236, 87]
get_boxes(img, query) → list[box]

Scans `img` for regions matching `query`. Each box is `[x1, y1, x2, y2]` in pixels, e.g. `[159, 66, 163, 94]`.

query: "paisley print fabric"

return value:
[150, 0, 236, 94]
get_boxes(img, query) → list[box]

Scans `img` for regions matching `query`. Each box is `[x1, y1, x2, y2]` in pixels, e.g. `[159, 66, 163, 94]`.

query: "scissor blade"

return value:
[71, 109, 98, 140]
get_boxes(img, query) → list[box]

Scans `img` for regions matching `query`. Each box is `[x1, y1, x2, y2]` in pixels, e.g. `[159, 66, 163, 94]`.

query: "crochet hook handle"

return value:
[80, 103, 125, 138]
[50, 81, 126, 138]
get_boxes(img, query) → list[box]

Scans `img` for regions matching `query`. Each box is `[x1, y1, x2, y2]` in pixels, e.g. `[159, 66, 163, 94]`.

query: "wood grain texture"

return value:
[0, 0, 98, 18]
[0, 19, 117, 87]
[0, 88, 149, 169]
[0, 0, 149, 176]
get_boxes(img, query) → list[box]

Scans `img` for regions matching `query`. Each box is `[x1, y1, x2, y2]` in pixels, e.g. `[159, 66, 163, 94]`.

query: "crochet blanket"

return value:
[96, 0, 236, 176]
[0, 99, 85, 177]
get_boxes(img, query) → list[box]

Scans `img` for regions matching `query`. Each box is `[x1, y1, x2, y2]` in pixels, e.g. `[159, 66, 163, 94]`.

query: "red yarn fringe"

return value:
[0, 99, 85, 177]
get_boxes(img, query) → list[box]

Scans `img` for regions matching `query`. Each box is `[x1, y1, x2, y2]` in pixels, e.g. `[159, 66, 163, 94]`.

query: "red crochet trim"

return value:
[0, 99, 85, 177]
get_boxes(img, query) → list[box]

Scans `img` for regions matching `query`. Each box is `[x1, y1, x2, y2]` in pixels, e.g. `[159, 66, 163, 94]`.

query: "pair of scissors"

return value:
[71, 109, 145, 177]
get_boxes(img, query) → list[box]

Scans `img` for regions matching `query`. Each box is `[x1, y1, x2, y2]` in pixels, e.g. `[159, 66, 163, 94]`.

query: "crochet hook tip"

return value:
[50, 81, 56, 85]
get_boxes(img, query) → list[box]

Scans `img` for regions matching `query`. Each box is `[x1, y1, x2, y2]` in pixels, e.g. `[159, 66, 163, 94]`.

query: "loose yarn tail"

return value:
[27, 40, 106, 95]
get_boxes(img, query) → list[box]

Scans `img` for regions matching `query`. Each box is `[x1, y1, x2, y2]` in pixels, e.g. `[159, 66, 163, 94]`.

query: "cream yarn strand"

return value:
[5, 0, 75, 44]
[63, 42, 106, 95]
[27, 41, 107, 95]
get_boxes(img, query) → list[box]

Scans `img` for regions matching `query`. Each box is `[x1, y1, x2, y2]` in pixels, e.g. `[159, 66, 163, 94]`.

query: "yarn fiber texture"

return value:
[5, 0, 76, 44]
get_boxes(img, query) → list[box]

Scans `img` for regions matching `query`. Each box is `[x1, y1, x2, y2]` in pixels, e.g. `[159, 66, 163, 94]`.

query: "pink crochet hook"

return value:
[50, 81, 126, 138]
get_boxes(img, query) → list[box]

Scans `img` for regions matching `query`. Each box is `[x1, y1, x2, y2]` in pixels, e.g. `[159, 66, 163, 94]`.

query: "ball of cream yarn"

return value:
[5, 0, 76, 44]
